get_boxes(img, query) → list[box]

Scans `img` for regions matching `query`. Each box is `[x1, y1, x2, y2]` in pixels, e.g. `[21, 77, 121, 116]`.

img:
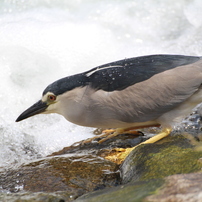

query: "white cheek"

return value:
[46, 102, 60, 114]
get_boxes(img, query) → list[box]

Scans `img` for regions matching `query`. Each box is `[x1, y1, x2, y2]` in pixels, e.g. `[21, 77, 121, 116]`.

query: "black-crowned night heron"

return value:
[16, 54, 202, 155]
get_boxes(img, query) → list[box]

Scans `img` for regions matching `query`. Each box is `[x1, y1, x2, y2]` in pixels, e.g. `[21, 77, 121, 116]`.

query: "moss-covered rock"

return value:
[75, 179, 163, 202]
[1, 132, 202, 202]
[75, 134, 202, 202]
[121, 135, 202, 183]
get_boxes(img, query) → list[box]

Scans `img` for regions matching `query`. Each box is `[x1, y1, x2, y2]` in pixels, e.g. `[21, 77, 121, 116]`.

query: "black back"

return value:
[43, 54, 200, 96]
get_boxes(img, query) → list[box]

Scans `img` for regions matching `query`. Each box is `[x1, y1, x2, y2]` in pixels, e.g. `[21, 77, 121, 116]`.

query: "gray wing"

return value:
[86, 54, 200, 92]
[102, 59, 202, 123]
[44, 54, 200, 96]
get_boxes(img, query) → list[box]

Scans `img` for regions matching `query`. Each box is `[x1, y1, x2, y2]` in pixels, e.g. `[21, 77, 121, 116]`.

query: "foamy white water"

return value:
[1, 0, 202, 169]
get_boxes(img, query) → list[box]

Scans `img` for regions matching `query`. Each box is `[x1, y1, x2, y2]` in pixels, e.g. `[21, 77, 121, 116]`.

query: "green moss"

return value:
[141, 145, 202, 181]
[77, 135, 202, 202]
[76, 179, 164, 202]
[121, 135, 202, 184]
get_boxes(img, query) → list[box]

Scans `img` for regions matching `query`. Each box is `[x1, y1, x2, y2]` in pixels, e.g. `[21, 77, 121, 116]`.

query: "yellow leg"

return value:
[99, 129, 142, 143]
[102, 129, 116, 134]
[82, 124, 161, 145]
[81, 128, 125, 144]
[80, 131, 115, 144]
[82, 128, 142, 144]
[99, 124, 160, 143]
[136, 128, 171, 146]
[98, 128, 125, 143]
[105, 128, 171, 163]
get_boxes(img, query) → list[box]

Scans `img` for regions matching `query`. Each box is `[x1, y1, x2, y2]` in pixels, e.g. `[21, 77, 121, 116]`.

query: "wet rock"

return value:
[0, 153, 120, 200]
[2, 129, 202, 202]
[75, 179, 164, 202]
[121, 135, 202, 184]
[75, 134, 202, 202]
[0, 131, 149, 201]
[146, 172, 202, 202]
[0, 191, 71, 202]
[50, 132, 147, 165]
[176, 111, 202, 137]
[76, 172, 202, 202]
[50, 132, 145, 157]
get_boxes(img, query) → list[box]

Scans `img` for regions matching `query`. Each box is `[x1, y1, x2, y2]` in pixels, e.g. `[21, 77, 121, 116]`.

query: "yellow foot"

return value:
[81, 128, 142, 144]
[105, 128, 171, 164]
[99, 128, 142, 143]
[99, 124, 160, 143]
[80, 132, 113, 144]
[102, 129, 116, 134]
[104, 148, 131, 164]
[81, 128, 124, 144]
[82, 124, 161, 145]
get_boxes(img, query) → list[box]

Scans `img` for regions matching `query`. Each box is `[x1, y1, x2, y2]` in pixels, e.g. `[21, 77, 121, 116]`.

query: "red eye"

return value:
[48, 95, 56, 101]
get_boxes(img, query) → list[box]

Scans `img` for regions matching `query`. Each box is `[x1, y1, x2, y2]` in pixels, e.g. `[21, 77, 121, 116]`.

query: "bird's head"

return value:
[16, 74, 88, 122]
[15, 92, 59, 122]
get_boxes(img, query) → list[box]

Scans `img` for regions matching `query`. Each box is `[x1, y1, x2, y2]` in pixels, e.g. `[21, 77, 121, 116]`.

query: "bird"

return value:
[16, 54, 202, 158]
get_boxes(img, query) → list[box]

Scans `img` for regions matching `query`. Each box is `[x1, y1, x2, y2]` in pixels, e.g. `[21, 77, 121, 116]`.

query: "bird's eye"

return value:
[48, 95, 56, 101]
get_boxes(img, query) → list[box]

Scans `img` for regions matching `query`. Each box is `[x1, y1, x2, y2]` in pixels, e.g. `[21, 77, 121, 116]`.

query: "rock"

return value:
[1, 131, 202, 202]
[49, 132, 146, 165]
[0, 153, 120, 200]
[146, 172, 202, 202]
[0, 131, 146, 201]
[75, 179, 163, 202]
[50, 132, 144, 157]
[75, 172, 202, 202]
[75, 134, 202, 202]
[120, 135, 202, 183]
[0, 191, 72, 202]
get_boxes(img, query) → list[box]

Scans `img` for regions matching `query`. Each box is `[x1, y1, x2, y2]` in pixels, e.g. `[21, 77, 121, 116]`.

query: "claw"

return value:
[105, 128, 172, 164]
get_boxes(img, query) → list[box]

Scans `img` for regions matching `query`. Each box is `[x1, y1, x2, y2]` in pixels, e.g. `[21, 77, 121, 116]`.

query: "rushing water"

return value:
[1, 0, 202, 170]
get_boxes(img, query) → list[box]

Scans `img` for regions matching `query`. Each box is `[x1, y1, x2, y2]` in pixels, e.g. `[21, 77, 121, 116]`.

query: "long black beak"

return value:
[16, 100, 48, 122]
